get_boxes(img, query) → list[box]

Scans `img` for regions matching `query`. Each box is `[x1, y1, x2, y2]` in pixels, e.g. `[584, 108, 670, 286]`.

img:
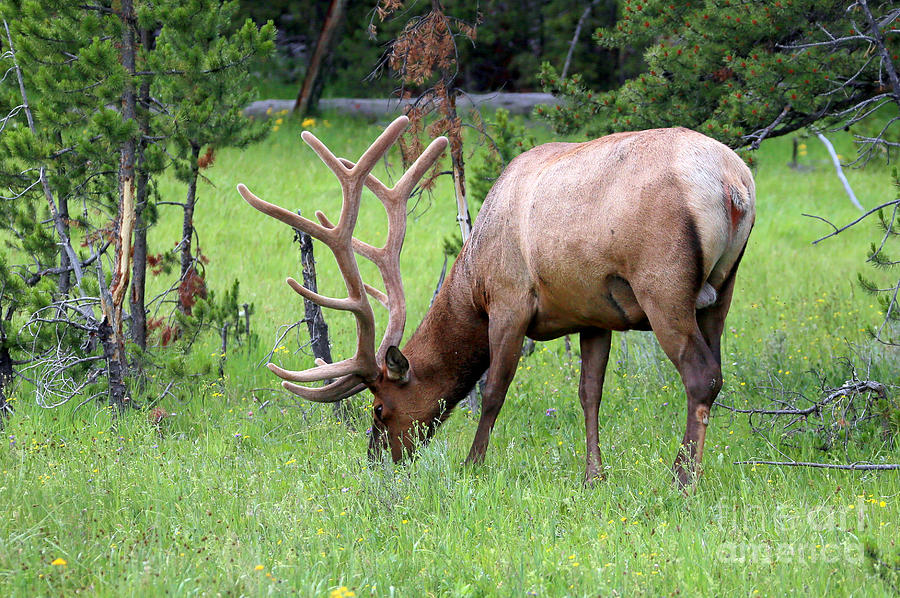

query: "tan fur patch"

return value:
[696, 405, 710, 426]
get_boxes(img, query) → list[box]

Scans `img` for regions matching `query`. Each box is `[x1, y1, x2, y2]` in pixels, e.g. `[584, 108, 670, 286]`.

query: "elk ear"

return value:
[384, 346, 410, 383]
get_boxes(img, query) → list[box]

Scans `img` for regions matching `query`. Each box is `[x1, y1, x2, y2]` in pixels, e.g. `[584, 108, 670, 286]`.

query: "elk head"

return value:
[237, 116, 449, 461]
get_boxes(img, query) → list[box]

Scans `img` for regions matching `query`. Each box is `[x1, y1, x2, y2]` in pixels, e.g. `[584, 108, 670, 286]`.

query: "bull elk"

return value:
[237, 115, 755, 487]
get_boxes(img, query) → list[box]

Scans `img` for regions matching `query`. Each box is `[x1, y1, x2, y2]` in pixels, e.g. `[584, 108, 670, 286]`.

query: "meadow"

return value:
[1, 112, 898, 596]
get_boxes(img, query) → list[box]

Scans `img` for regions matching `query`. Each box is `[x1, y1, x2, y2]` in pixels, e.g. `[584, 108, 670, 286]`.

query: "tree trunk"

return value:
[98, 317, 128, 410]
[297, 225, 332, 367]
[3, 20, 84, 290]
[293, 0, 345, 116]
[218, 323, 229, 378]
[131, 202, 148, 348]
[0, 345, 12, 417]
[130, 27, 154, 350]
[102, 0, 137, 409]
[112, 0, 137, 322]
[445, 92, 472, 243]
[178, 142, 202, 314]
[561, 0, 600, 79]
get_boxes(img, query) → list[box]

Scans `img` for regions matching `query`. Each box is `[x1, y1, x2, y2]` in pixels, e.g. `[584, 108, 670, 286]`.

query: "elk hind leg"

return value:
[636, 292, 723, 488]
[579, 328, 611, 486]
[697, 251, 743, 367]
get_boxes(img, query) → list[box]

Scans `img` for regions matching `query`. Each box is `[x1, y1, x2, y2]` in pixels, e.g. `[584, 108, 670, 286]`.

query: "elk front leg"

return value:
[465, 312, 529, 465]
[579, 329, 611, 486]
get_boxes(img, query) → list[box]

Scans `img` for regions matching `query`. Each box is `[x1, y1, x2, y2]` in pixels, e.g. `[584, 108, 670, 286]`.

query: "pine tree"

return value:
[0, 1, 137, 408]
[143, 0, 273, 318]
[538, 0, 899, 154]
[0, 1, 273, 410]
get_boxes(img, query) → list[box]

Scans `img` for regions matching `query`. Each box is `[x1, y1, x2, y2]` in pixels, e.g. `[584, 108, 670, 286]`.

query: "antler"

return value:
[237, 115, 448, 402]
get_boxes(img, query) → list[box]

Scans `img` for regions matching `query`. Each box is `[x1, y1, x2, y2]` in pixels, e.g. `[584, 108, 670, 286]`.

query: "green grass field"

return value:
[1, 113, 898, 596]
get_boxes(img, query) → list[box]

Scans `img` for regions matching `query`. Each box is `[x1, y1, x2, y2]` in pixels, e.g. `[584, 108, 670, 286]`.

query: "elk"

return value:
[237, 115, 755, 487]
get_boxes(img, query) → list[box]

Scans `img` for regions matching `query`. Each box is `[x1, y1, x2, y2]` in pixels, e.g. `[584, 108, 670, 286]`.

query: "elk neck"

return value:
[400, 256, 491, 415]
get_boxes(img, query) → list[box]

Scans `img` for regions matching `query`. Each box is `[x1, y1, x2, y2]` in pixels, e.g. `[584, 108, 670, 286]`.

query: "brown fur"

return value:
[368, 127, 755, 488]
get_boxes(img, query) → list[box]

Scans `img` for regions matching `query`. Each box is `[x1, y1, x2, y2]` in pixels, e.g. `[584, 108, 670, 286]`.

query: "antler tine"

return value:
[237, 184, 334, 242]
[300, 130, 350, 179]
[350, 115, 410, 178]
[285, 277, 356, 312]
[394, 136, 450, 199]
[281, 375, 367, 403]
[268, 360, 361, 383]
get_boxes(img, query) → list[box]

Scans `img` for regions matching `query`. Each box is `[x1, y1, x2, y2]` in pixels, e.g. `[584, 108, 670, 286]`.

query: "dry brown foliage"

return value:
[178, 266, 207, 315]
[197, 146, 216, 170]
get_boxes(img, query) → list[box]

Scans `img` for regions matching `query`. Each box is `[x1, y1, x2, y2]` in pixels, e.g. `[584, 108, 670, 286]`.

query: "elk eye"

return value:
[374, 404, 383, 420]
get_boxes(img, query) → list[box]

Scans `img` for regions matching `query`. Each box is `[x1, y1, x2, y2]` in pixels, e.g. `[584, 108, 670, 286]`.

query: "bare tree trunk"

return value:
[131, 192, 148, 347]
[561, 0, 601, 79]
[446, 92, 472, 243]
[130, 27, 153, 350]
[218, 323, 229, 378]
[101, 0, 137, 410]
[522, 338, 536, 357]
[178, 142, 202, 314]
[858, 0, 900, 101]
[3, 20, 84, 290]
[298, 228, 332, 366]
[0, 345, 12, 417]
[131, 183, 148, 345]
[98, 316, 128, 408]
[293, 0, 345, 116]
[0, 306, 12, 417]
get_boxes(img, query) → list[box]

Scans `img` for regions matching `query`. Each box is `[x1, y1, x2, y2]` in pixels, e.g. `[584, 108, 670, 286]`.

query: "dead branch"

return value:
[734, 460, 899, 470]
[804, 198, 900, 244]
[745, 105, 791, 150]
[561, 0, 601, 80]
[815, 132, 863, 211]
[714, 359, 897, 461]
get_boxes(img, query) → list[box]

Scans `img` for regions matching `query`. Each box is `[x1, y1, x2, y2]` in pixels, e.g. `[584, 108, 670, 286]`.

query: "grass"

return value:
[1, 113, 899, 596]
